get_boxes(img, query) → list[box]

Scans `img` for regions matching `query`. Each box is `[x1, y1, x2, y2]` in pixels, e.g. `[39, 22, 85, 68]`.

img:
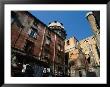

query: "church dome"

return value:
[48, 21, 64, 29]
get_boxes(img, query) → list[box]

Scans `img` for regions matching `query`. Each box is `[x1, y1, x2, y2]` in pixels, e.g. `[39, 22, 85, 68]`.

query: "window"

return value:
[45, 36, 51, 45]
[87, 57, 90, 64]
[28, 27, 38, 39]
[65, 52, 69, 65]
[56, 54, 62, 63]
[57, 44, 61, 51]
[44, 48, 49, 57]
[67, 40, 70, 45]
[24, 40, 34, 54]
[47, 30, 51, 36]
[79, 71, 82, 77]
[43, 48, 50, 62]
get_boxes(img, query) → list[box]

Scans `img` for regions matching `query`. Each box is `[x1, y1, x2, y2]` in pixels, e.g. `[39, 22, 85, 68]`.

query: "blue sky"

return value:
[30, 11, 93, 41]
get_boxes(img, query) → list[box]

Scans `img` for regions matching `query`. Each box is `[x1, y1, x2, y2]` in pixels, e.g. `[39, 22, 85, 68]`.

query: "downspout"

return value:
[53, 34, 56, 76]
[39, 27, 46, 60]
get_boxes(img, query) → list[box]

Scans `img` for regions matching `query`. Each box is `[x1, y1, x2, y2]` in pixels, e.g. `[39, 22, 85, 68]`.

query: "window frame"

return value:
[28, 26, 38, 39]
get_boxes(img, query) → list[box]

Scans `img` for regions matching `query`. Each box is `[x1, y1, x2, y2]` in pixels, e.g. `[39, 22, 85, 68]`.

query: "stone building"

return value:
[84, 11, 100, 76]
[65, 37, 87, 77]
[86, 11, 100, 51]
[11, 11, 67, 77]
[79, 36, 100, 77]
[64, 11, 100, 77]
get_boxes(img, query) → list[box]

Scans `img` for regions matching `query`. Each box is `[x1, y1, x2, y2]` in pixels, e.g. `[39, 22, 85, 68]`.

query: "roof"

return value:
[48, 21, 64, 29]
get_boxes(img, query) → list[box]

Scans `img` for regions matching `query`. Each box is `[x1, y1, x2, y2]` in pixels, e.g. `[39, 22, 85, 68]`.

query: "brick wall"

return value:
[11, 11, 65, 66]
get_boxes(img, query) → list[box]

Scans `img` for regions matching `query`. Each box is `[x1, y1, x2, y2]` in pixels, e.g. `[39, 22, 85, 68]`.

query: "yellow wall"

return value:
[69, 49, 79, 61]
[79, 36, 100, 65]
[65, 37, 79, 62]
[65, 37, 78, 52]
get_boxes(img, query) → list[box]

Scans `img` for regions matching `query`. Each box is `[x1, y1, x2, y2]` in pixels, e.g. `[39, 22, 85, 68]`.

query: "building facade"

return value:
[11, 11, 66, 77]
[79, 36, 100, 77]
[64, 11, 100, 77]
[86, 11, 100, 51]
[85, 11, 100, 76]
[65, 37, 87, 77]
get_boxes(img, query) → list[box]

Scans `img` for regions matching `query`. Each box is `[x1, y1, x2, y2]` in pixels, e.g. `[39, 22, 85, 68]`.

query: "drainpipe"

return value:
[39, 27, 46, 60]
[53, 34, 56, 76]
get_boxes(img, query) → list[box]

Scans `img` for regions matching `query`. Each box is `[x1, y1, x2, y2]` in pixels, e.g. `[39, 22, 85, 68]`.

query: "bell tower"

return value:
[86, 11, 100, 51]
